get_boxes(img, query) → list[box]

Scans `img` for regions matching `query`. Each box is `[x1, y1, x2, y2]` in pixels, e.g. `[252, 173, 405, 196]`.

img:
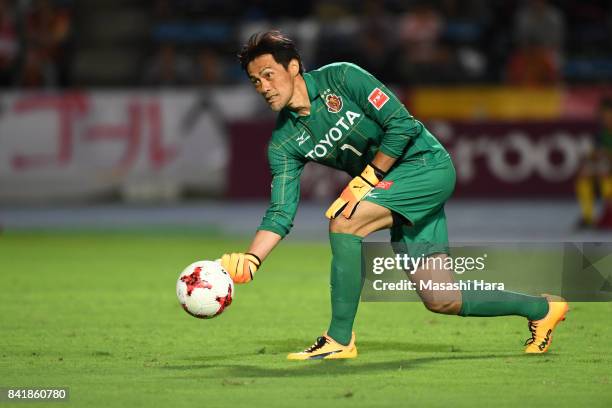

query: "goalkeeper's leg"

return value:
[326, 202, 394, 346]
[287, 201, 393, 360]
[392, 213, 568, 354]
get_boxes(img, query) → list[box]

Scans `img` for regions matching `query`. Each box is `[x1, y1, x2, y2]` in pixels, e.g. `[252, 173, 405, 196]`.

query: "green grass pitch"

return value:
[1, 231, 611, 407]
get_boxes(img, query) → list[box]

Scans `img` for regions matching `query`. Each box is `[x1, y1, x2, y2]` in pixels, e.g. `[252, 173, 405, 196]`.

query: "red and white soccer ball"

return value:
[176, 260, 234, 319]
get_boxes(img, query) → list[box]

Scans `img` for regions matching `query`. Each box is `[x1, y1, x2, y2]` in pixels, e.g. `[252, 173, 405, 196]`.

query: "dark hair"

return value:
[237, 30, 304, 74]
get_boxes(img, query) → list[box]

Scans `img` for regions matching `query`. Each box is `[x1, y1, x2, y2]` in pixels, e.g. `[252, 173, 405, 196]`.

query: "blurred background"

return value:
[1, 0, 612, 240]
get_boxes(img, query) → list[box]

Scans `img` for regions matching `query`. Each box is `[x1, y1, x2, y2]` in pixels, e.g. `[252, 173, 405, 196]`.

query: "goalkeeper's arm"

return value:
[247, 230, 282, 261]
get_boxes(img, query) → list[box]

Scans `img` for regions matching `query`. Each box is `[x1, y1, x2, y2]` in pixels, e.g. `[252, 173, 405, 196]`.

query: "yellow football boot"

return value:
[524, 294, 569, 354]
[287, 332, 358, 360]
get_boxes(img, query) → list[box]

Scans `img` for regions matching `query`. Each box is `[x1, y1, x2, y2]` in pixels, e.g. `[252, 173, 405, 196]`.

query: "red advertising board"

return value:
[429, 120, 597, 197]
[226, 121, 276, 198]
[227, 119, 597, 199]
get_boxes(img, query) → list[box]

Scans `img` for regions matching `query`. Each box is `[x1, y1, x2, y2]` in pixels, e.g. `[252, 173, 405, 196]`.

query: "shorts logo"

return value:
[368, 88, 389, 110]
[325, 93, 343, 113]
[375, 180, 393, 190]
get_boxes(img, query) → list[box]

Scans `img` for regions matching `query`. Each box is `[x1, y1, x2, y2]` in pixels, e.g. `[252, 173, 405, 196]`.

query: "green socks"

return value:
[459, 289, 549, 321]
[327, 232, 364, 346]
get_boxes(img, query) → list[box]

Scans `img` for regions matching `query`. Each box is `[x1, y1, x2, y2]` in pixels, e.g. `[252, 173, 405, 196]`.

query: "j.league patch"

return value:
[368, 88, 389, 110]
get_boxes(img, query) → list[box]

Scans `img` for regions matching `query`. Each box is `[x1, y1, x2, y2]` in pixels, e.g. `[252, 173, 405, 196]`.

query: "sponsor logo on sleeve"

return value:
[368, 88, 389, 110]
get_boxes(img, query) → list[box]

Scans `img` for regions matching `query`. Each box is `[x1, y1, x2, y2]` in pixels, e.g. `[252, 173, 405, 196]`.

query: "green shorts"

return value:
[363, 152, 456, 256]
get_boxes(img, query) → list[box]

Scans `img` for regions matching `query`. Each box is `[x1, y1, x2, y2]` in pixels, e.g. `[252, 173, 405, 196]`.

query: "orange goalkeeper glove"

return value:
[325, 164, 386, 219]
[219, 252, 261, 284]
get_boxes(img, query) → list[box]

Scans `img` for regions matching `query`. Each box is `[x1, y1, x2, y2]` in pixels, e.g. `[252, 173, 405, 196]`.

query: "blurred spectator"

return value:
[399, 2, 445, 64]
[354, 0, 396, 83]
[314, 0, 353, 21]
[194, 47, 224, 85]
[396, 2, 453, 84]
[143, 43, 194, 87]
[507, 0, 564, 86]
[575, 97, 612, 229]
[20, 48, 45, 87]
[506, 40, 560, 86]
[515, 0, 564, 52]
[567, 0, 611, 54]
[0, 0, 18, 87]
[21, 0, 72, 87]
[153, 0, 175, 22]
[563, 0, 612, 82]
[2, 0, 612, 88]
[440, 0, 489, 81]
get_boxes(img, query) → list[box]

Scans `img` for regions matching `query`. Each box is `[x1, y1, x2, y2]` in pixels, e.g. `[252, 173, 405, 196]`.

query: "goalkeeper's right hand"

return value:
[219, 252, 261, 284]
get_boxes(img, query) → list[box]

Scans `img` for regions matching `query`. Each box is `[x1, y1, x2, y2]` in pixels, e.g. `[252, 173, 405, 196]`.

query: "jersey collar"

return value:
[286, 72, 319, 121]
[303, 72, 319, 101]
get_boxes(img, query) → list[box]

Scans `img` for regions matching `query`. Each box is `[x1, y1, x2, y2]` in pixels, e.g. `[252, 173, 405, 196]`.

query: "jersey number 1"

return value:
[340, 144, 362, 157]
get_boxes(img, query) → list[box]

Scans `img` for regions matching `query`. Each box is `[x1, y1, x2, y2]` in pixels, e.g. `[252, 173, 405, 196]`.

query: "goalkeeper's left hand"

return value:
[325, 164, 386, 219]
[219, 252, 261, 284]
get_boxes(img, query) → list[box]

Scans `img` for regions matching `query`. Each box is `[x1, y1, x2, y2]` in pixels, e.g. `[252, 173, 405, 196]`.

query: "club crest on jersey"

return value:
[324, 93, 343, 113]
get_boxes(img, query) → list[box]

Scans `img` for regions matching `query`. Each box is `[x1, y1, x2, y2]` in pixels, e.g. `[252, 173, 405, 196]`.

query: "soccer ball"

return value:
[176, 260, 234, 319]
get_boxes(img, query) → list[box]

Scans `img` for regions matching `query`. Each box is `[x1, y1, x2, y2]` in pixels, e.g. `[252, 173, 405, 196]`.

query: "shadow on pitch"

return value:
[263, 338, 456, 353]
[164, 339, 457, 366]
[161, 353, 513, 378]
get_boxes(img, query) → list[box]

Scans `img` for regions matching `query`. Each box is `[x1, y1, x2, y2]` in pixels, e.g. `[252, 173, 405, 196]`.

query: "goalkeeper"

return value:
[221, 31, 568, 360]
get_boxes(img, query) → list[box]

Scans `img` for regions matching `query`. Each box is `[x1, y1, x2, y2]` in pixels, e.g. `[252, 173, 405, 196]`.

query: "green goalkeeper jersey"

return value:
[258, 62, 449, 237]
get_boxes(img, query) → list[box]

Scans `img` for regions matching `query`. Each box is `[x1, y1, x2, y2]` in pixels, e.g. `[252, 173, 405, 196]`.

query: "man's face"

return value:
[247, 54, 296, 112]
